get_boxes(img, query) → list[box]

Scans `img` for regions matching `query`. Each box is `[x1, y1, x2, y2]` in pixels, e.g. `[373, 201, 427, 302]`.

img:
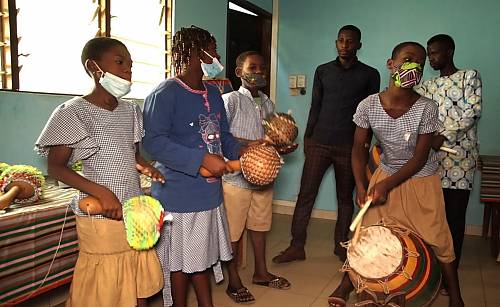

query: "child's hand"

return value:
[368, 181, 389, 206]
[136, 163, 166, 184]
[277, 143, 299, 155]
[431, 134, 446, 150]
[201, 154, 226, 177]
[225, 163, 235, 174]
[97, 189, 123, 220]
[355, 186, 368, 207]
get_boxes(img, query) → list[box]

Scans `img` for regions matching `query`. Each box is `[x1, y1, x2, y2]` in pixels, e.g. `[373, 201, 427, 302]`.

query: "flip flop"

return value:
[226, 287, 255, 304]
[328, 295, 346, 307]
[252, 275, 291, 290]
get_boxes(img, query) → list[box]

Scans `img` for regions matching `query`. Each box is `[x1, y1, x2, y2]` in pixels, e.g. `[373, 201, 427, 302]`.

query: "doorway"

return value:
[226, 0, 272, 95]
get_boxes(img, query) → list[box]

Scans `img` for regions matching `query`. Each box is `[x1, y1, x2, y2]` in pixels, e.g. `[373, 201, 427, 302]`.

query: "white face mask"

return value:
[200, 50, 224, 78]
[92, 61, 132, 98]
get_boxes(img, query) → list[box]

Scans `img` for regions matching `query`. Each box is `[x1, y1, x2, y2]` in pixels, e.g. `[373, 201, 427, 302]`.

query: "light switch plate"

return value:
[297, 74, 306, 88]
[288, 75, 297, 88]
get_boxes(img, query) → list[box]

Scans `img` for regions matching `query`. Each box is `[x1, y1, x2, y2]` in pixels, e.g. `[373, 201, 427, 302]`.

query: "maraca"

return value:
[79, 195, 171, 250]
[0, 165, 45, 210]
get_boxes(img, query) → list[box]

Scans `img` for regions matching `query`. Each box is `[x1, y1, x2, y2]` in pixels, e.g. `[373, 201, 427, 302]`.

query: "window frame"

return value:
[0, 0, 172, 95]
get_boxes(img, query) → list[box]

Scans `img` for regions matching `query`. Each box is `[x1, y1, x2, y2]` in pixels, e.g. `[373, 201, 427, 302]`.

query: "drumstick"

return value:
[349, 199, 373, 232]
[351, 219, 362, 246]
[199, 160, 241, 177]
[439, 146, 457, 155]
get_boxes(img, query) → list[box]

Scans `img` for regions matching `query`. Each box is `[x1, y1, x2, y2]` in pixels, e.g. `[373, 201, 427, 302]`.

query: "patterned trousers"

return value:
[290, 140, 355, 250]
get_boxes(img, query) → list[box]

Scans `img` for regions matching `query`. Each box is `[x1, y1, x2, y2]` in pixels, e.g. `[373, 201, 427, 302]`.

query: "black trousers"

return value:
[290, 141, 355, 250]
[443, 188, 471, 267]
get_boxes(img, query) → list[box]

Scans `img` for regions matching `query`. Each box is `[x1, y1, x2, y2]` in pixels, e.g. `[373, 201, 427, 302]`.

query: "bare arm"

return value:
[352, 127, 372, 205]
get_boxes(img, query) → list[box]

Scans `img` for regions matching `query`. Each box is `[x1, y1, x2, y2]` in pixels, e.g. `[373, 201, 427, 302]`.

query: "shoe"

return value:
[226, 287, 256, 304]
[272, 246, 305, 263]
[252, 275, 291, 290]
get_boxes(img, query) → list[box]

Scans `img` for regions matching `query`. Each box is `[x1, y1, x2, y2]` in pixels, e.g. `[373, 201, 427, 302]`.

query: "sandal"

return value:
[327, 296, 346, 307]
[252, 275, 291, 290]
[226, 287, 256, 304]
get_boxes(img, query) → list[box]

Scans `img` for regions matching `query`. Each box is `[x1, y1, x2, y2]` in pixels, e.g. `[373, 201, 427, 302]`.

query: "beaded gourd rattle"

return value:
[262, 112, 299, 155]
[200, 144, 283, 186]
[0, 162, 10, 174]
[0, 165, 45, 210]
[79, 195, 171, 250]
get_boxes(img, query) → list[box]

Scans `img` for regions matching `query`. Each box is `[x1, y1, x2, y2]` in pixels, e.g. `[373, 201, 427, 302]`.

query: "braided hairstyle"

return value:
[172, 25, 215, 75]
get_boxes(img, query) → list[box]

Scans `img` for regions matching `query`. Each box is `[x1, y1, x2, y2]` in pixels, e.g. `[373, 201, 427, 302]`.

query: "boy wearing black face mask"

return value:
[222, 51, 291, 304]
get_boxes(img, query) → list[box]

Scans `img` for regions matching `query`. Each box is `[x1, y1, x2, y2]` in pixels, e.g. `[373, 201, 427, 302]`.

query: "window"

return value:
[110, 1, 168, 98]
[16, 0, 98, 94]
[0, 0, 172, 99]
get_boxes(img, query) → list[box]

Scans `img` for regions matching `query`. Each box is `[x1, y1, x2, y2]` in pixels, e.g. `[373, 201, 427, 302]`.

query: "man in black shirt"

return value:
[273, 25, 380, 263]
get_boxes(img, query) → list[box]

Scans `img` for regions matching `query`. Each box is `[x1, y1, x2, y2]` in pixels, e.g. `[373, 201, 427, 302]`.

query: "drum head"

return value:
[347, 225, 403, 279]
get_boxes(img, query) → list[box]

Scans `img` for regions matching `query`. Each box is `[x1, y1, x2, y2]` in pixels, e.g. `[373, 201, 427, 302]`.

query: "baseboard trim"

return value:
[272, 199, 483, 236]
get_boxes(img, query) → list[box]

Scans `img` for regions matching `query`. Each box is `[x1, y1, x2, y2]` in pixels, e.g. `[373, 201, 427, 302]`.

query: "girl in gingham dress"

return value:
[328, 42, 464, 307]
[143, 26, 243, 307]
[35, 37, 165, 307]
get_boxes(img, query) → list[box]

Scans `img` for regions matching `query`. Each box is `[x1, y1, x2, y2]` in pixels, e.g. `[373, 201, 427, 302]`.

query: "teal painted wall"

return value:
[173, 0, 229, 67]
[247, 0, 272, 13]
[0, 91, 70, 173]
[173, 0, 272, 69]
[273, 0, 500, 225]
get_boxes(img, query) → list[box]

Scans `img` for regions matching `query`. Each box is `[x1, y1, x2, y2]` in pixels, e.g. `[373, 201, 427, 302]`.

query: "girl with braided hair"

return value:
[143, 26, 244, 307]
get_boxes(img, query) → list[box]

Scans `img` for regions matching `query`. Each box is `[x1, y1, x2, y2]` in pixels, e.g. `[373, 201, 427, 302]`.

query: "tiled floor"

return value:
[18, 213, 500, 307]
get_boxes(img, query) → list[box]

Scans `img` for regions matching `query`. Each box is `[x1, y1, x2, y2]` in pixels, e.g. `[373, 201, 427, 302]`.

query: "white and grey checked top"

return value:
[35, 97, 144, 218]
[222, 86, 275, 189]
[353, 94, 442, 177]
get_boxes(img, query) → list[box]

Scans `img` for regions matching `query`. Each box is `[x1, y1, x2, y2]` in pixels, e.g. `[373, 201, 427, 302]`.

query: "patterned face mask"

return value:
[392, 62, 423, 88]
[241, 73, 267, 88]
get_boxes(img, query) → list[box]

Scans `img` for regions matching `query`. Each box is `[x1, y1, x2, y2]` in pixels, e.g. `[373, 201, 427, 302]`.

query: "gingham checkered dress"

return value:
[35, 97, 144, 218]
[156, 206, 232, 306]
[353, 94, 441, 177]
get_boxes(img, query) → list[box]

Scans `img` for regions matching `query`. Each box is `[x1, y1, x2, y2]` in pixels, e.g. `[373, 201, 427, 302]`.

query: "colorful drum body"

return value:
[345, 225, 440, 307]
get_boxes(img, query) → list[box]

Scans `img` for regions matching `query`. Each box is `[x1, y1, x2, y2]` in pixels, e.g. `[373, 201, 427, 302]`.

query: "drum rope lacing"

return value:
[354, 288, 404, 307]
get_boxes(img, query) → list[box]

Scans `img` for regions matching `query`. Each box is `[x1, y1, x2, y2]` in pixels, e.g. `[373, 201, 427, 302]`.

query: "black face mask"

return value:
[242, 73, 267, 88]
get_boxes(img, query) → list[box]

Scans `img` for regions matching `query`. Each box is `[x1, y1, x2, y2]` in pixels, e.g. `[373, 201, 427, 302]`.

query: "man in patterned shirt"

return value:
[416, 34, 482, 270]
